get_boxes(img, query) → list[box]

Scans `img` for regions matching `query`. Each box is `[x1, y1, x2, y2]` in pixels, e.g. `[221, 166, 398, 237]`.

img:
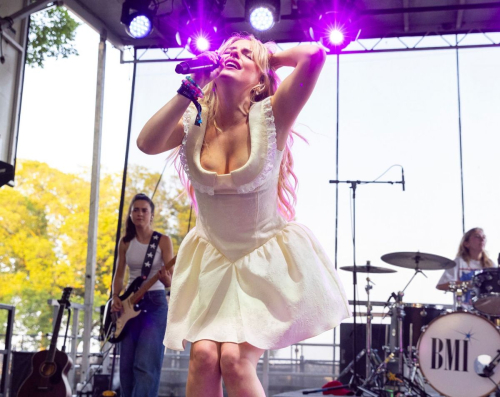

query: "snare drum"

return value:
[418, 311, 500, 397]
[472, 268, 500, 315]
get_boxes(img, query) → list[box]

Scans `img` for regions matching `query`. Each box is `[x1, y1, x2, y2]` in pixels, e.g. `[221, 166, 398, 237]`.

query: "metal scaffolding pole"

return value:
[81, 31, 106, 386]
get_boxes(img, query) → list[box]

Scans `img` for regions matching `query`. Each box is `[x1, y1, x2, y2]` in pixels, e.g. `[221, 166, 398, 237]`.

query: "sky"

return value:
[16, 12, 500, 362]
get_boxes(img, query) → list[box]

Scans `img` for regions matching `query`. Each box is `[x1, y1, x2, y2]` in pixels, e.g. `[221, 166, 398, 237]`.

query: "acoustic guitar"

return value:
[17, 287, 73, 397]
[102, 256, 176, 343]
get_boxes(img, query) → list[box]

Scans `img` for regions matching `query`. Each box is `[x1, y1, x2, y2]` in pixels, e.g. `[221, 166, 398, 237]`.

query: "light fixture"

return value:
[309, 10, 357, 53]
[121, 0, 156, 39]
[176, 16, 224, 55]
[245, 0, 280, 32]
[176, 0, 226, 55]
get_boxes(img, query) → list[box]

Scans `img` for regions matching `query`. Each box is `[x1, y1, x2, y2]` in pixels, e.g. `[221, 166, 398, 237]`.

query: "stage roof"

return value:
[69, 0, 500, 50]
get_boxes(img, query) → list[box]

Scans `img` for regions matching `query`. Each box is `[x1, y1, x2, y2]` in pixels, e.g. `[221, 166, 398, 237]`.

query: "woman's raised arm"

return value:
[136, 95, 190, 155]
[137, 52, 222, 155]
[270, 45, 326, 150]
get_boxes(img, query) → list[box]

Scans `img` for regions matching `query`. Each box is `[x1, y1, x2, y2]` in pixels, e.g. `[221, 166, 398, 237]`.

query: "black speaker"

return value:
[339, 323, 387, 384]
[10, 351, 35, 397]
[93, 374, 111, 397]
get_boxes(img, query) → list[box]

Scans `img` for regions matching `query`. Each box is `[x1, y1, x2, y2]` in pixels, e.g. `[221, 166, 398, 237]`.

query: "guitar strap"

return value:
[139, 231, 162, 285]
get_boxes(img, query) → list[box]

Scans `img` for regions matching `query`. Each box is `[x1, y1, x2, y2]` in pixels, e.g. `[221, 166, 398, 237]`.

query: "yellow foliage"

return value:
[0, 160, 194, 346]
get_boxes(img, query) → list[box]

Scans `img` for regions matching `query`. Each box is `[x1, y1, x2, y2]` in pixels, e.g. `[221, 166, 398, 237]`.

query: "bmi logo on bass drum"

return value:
[431, 337, 468, 372]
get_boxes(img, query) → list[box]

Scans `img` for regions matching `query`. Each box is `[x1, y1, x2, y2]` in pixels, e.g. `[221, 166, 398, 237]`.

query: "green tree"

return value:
[27, 6, 80, 68]
[0, 160, 193, 350]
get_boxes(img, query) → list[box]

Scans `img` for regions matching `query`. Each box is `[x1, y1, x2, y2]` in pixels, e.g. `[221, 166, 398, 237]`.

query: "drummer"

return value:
[436, 227, 496, 309]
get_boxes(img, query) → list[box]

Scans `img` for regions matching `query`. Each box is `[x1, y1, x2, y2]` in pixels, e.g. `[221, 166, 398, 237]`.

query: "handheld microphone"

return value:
[175, 57, 220, 74]
[401, 168, 405, 191]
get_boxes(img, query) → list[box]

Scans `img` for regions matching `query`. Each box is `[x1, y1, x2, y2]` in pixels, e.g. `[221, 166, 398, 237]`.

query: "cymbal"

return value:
[381, 252, 455, 270]
[340, 264, 396, 274]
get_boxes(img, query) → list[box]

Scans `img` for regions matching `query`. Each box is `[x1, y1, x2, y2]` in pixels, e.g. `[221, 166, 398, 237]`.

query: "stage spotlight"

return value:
[177, 17, 224, 55]
[245, 0, 280, 32]
[309, 11, 356, 53]
[128, 14, 152, 39]
[121, 0, 156, 39]
[329, 28, 345, 45]
[195, 36, 210, 52]
[176, 0, 226, 55]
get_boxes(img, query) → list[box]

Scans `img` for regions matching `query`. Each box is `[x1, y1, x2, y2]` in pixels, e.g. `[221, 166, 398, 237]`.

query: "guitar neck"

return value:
[47, 305, 65, 362]
[46, 288, 72, 363]
[131, 256, 176, 305]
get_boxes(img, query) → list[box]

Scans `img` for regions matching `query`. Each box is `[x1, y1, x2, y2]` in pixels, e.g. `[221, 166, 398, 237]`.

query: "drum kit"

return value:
[338, 252, 500, 397]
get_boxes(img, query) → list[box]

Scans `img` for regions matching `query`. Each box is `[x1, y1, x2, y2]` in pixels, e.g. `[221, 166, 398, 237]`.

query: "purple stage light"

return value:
[195, 36, 210, 52]
[186, 32, 217, 55]
[178, 17, 224, 55]
[328, 28, 345, 45]
[309, 11, 355, 53]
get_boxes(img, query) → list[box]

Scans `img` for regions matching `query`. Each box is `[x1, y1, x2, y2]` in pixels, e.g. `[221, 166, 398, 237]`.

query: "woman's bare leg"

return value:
[220, 342, 265, 397]
[186, 340, 223, 397]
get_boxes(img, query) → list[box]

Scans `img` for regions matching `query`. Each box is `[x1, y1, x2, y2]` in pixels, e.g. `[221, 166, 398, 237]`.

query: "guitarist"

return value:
[111, 193, 174, 397]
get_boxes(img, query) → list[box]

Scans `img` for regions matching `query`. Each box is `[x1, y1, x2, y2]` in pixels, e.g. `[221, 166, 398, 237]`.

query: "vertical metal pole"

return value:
[365, 277, 372, 379]
[2, 306, 15, 397]
[455, 35, 466, 234]
[69, 308, 79, 389]
[81, 32, 106, 384]
[262, 350, 269, 396]
[333, 50, 340, 376]
[7, 0, 30, 168]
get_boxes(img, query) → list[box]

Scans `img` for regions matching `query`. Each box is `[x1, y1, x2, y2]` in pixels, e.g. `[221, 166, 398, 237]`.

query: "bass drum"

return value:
[417, 311, 500, 397]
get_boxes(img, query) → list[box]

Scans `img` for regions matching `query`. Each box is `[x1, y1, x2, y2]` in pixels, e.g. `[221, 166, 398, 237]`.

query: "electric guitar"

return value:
[103, 256, 176, 343]
[17, 287, 73, 397]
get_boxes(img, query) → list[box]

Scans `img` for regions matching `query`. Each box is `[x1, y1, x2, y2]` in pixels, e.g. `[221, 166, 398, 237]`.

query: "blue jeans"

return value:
[119, 290, 168, 397]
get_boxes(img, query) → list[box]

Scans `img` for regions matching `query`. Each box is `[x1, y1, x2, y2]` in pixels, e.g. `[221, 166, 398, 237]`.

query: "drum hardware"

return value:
[365, 274, 376, 379]
[329, 176, 404, 396]
[382, 291, 406, 376]
[382, 295, 450, 397]
[395, 292, 405, 376]
[340, 262, 396, 386]
[447, 280, 469, 311]
[475, 350, 500, 378]
[359, 352, 395, 395]
[340, 262, 397, 274]
[381, 251, 455, 293]
[471, 268, 500, 316]
[381, 252, 456, 270]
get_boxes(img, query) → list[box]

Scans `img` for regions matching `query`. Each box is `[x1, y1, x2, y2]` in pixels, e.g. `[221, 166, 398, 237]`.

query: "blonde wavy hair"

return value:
[457, 227, 494, 268]
[172, 33, 301, 221]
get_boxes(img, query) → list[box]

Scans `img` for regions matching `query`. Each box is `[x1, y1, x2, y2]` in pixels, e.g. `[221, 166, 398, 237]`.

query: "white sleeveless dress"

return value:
[165, 97, 350, 351]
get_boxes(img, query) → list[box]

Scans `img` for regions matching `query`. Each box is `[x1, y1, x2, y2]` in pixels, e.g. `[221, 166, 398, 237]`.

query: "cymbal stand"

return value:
[357, 275, 388, 393]
[395, 291, 405, 376]
[365, 275, 374, 379]
[381, 292, 408, 395]
[402, 254, 427, 293]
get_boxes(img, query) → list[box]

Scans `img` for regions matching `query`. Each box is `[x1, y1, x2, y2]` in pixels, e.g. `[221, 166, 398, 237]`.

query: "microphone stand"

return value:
[328, 178, 403, 395]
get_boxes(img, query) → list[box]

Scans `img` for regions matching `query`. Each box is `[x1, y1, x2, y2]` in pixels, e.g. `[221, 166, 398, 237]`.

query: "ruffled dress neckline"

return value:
[179, 97, 279, 195]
